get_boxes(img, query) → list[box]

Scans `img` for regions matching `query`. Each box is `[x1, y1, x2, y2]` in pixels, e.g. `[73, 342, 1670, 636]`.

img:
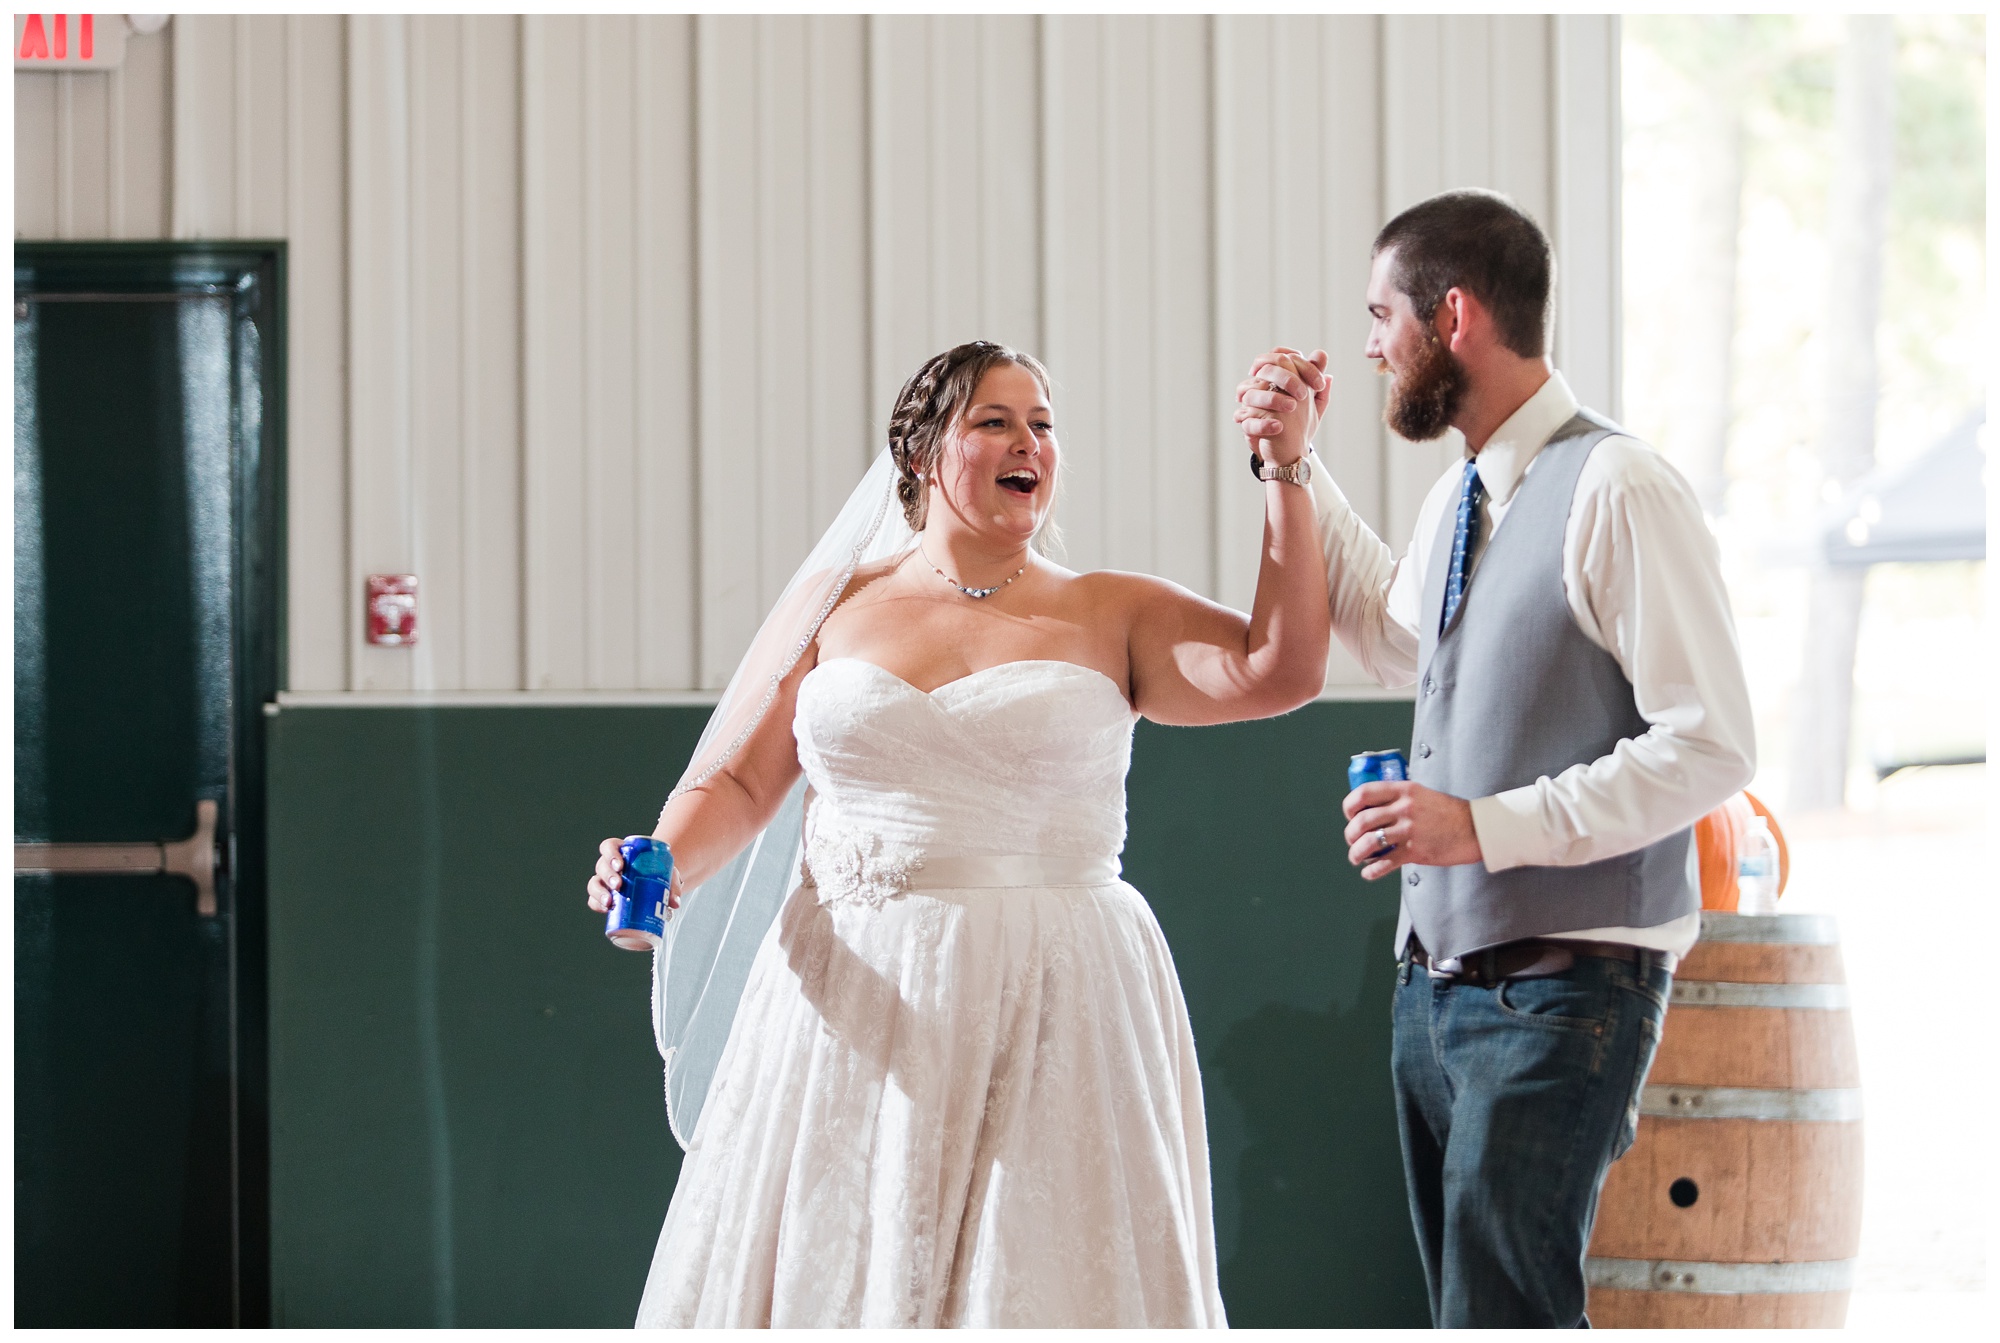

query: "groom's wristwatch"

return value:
[1250, 450, 1312, 486]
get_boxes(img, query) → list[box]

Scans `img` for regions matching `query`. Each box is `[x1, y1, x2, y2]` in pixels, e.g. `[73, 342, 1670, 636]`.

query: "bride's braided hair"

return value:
[887, 340, 1052, 532]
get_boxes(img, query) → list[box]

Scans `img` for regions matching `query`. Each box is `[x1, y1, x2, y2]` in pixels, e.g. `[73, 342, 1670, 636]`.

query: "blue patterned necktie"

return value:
[1441, 457, 1484, 633]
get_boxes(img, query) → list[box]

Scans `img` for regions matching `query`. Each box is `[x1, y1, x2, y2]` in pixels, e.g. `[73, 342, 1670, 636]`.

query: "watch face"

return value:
[1250, 452, 1308, 483]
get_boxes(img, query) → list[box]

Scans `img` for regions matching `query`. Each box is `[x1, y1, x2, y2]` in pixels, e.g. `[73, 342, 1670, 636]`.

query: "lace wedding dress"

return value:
[635, 658, 1226, 1328]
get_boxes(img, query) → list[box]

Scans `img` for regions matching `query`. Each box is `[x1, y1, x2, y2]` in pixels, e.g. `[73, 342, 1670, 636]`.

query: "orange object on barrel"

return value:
[1694, 791, 1789, 911]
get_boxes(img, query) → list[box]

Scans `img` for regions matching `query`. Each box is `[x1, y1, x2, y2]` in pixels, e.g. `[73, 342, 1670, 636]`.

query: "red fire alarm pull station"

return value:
[366, 575, 419, 646]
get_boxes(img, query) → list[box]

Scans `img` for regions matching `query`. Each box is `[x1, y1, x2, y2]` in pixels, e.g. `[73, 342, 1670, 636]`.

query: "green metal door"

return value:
[14, 245, 282, 1326]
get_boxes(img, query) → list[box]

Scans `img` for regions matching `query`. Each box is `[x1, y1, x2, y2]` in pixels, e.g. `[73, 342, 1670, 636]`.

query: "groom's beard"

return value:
[1380, 334, 1466, 442]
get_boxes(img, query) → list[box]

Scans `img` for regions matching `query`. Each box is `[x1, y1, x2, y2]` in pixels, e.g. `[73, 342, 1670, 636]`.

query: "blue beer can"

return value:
[606, 836, 674, 951]
[1348, 750, 1408, 860]
[1347, 748, 1409, 793]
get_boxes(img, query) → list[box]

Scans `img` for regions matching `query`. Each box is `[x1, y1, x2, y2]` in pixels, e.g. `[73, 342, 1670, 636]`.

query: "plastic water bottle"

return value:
[1737, 815, 1780, 915]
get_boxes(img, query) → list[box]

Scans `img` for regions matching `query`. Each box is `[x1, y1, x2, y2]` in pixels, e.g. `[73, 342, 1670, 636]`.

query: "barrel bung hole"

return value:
[1668, 1177, 1699, 1208]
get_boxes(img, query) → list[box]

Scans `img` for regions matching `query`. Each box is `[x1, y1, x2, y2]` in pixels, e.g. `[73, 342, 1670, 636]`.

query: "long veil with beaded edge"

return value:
[651, 448, 917, 1148]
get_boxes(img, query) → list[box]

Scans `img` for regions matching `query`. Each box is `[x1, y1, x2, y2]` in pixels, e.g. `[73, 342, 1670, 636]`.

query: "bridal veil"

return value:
[651, 448, 916, 1146]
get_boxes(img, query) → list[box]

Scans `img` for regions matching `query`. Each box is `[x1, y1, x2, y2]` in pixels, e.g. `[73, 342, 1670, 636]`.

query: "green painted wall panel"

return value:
[1126, 707, 1427, 1327]
[267, 700, 1426, 1327]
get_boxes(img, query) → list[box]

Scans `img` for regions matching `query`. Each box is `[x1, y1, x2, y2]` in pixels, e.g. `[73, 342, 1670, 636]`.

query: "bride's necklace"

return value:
[919, 543, 1028, 600]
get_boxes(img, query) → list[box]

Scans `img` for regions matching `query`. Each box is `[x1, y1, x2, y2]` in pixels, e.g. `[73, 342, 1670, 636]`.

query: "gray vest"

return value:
[1403, 409, 1697, 961]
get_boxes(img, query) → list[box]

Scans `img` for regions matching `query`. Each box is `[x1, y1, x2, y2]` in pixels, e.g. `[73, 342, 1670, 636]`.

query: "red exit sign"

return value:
[14, 15, 127, 70]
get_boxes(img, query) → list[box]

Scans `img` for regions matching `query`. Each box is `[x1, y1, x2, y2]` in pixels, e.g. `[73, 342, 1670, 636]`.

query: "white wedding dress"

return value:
[635, 658, 1226, 1328]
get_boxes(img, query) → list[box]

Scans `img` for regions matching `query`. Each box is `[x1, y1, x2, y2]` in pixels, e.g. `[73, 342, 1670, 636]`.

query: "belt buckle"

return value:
[1410, 941, 1454, 982]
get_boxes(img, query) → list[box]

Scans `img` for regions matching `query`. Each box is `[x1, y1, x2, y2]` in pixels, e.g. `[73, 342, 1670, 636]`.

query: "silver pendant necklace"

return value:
[920, 544, 1027, 600]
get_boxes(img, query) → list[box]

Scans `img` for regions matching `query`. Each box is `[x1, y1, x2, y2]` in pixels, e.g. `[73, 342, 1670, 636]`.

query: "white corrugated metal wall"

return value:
[14, 14, 1621, 698]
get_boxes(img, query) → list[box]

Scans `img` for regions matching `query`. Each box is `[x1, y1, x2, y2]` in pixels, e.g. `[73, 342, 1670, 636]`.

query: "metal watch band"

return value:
[1249, 450, 1312, 486]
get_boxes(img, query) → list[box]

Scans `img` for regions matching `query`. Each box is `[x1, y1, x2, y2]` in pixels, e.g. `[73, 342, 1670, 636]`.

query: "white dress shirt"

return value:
[1306, 372, 1756, 962]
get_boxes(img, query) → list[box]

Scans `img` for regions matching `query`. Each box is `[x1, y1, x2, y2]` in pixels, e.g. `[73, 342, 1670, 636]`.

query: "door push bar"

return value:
[13, 799, 220, 916]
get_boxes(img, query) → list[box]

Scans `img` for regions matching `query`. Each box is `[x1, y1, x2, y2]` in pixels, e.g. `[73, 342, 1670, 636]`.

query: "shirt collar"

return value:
[1469, 371, 1580, 505]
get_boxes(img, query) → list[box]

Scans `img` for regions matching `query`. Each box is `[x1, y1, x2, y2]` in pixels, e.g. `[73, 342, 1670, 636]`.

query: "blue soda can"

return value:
[1347, 750, 1409, 859]
[1347, 748, 1409, 792]
[606, 837, 674, 951]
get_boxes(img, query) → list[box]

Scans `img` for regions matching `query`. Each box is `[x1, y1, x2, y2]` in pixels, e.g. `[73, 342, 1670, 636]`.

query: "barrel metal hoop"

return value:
[1586, 1256, 1856, 1295]
[1698, 912, 1840, 945]
[1640, 1084, 1863, 1122]
[1670, 980, 1851, 1010]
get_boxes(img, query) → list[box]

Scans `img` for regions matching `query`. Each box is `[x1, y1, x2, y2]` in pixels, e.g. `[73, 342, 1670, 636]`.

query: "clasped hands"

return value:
[1232, 346, 1484, 880]
[1234, 346, 1328, 467]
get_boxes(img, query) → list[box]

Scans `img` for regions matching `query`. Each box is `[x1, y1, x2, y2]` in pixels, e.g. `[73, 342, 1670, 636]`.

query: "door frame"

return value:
[14, 241, 285, 1324]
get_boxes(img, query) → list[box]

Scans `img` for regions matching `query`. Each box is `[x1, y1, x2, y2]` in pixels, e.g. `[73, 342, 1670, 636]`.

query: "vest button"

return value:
[1418, 743, 1432, 759]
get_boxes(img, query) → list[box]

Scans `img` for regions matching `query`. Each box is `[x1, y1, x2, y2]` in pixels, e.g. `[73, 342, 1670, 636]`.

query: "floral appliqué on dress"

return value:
[802, 824, 925, 910]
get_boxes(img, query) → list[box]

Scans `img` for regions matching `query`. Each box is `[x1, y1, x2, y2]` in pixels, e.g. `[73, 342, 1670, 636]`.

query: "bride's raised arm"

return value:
[1119, 351, 1331, 727]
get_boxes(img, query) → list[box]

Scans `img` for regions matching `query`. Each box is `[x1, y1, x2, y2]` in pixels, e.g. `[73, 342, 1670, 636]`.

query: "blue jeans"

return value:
[1391, 948, 1671, 1328]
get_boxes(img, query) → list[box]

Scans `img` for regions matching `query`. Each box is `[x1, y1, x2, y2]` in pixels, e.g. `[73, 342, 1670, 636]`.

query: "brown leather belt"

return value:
[1406, 936, 1649, 986]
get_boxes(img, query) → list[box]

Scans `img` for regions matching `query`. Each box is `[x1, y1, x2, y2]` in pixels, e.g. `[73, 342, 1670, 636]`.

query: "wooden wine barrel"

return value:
[1585, 912, 1863, 1327]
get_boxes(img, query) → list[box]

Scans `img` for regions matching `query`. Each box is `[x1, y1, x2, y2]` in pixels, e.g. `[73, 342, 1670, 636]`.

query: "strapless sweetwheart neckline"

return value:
[805, 654, 1133, 707]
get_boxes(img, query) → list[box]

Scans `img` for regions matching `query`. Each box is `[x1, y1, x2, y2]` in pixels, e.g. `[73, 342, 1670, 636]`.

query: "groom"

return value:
[1235, 190, 1755, 1328]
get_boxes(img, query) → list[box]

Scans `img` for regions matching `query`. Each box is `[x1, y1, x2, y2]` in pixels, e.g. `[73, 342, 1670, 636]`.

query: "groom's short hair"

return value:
[1373, 190, 1554, 359]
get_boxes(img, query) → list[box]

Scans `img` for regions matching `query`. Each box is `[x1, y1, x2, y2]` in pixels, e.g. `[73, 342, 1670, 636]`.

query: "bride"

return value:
[587, 340, 1328, 1327]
